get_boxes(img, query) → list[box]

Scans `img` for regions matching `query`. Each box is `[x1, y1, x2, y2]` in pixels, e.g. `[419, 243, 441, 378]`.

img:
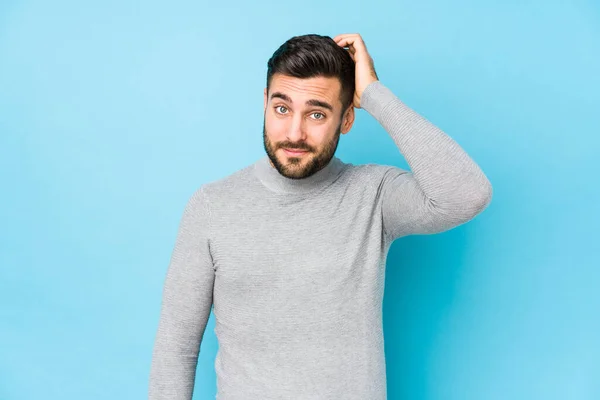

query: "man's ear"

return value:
[264, 88, 267, 113]
[340, 106, 355, 135]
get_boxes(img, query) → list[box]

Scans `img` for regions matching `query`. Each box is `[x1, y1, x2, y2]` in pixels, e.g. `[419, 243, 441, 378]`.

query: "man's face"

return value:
[263, 73, 355, 179]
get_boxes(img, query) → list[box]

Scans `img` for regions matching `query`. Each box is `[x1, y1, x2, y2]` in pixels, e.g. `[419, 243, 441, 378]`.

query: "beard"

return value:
[262, 118, 342, 180]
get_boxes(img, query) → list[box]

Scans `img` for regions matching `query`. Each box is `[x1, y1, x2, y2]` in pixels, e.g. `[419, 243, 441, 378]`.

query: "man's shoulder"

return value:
[193, 158, 259, 200]
[345, 160, 410, 181]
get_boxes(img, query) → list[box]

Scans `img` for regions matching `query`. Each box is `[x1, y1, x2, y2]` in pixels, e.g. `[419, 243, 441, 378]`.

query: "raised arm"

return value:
[361, 81, 493, 241]
[149, 187, 215, 399]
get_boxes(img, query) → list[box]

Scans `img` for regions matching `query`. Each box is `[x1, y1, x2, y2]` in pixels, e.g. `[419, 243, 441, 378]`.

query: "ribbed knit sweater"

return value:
[148, 80, 493, 399]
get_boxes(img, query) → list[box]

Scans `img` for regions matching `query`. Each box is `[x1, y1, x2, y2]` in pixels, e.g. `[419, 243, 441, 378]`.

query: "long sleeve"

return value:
[360, 80, 493, 241]
[149, 187, 215, 399]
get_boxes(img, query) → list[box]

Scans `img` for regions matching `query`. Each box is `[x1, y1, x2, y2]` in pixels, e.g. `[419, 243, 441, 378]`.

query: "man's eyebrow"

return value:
[270, 92, 334, 112]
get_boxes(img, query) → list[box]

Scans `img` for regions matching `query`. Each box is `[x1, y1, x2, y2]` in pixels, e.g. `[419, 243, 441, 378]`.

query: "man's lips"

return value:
[283, 148, 309, 156]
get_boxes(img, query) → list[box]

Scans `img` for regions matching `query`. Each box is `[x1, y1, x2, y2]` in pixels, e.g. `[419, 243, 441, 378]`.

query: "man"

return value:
[148, 33, 492, 399]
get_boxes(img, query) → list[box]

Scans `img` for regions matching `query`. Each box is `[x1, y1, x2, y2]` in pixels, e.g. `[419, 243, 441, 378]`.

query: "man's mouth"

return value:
[283, 148, 309, 156]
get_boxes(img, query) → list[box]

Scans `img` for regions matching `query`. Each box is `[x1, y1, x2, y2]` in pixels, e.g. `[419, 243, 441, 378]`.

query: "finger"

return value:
[337, 40, 363, 59]
[333, 33, 358, 46]
[348, 36, 367, 53]
[335, 37, 354, 48]
[333, 33, 359, 41]
[337, 42, 356, 60]
[336, 36, 365, 53]
[333, 33, 350, 42]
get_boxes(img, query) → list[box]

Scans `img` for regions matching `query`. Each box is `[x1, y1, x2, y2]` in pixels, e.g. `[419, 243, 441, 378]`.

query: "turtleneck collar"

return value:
[253, 154, 346, 195]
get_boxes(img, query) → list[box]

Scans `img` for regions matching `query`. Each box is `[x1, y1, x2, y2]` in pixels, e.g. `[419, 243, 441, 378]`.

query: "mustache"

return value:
[262, 123, 312, 151]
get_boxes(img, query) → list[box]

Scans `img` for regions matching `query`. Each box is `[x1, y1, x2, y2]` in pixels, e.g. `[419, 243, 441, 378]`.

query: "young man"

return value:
[149, 33, 492, 400]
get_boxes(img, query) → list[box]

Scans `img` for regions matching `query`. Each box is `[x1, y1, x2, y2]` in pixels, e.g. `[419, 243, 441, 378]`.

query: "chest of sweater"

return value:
[207, 188, 389, 330]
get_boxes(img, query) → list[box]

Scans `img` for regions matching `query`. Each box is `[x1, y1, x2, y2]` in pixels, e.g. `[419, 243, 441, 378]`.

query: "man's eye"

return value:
[274, 106, 324, 120]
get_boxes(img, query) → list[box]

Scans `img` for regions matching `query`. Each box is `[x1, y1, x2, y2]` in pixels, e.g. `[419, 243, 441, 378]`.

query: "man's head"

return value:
[263, 34, 356, 179]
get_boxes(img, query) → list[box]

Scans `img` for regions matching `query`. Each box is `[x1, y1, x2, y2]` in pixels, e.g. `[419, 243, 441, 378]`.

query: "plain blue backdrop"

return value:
[1, 0, 599, 399]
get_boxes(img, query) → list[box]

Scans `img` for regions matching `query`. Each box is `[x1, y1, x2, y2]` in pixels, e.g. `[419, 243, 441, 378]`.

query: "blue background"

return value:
[1, 0, 599, 399]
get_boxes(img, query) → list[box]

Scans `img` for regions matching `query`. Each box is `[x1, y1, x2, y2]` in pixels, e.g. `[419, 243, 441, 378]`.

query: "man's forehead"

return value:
[269, 74, 341, 107]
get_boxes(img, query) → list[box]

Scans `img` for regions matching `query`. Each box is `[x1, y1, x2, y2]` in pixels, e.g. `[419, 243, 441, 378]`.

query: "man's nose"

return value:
[287, 116, 308, 143]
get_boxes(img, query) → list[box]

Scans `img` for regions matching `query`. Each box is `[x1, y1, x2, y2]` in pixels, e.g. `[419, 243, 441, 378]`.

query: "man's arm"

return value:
[360, 80, 493, 241]
[149, 187, 215, 399]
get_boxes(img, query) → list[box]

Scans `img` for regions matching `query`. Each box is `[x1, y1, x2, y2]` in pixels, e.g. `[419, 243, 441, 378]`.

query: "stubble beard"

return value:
[262, 119, 342, 180]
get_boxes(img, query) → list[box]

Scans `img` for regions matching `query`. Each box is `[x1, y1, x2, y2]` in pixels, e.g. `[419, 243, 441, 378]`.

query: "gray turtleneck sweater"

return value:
[148, 80, 493, 399]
